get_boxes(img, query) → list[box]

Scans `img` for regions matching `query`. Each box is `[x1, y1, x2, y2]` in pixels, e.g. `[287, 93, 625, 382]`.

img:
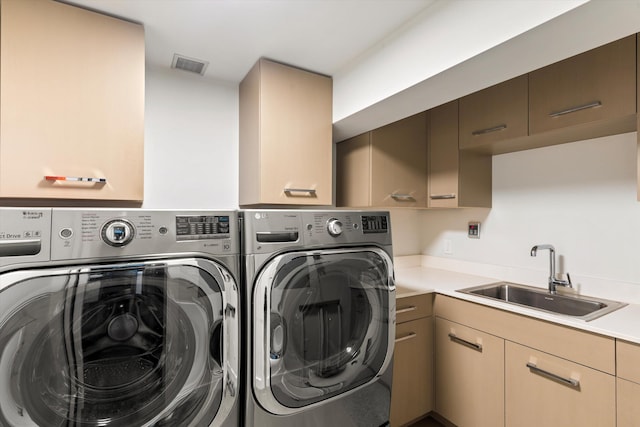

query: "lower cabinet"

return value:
[433, 294, 617, 427]
[434, 317, 504, 427]
[390, 293, 433, 426]
[505, 341, 615, 427]
[617, 378, 640, 427]
[616, 339, 640, 427]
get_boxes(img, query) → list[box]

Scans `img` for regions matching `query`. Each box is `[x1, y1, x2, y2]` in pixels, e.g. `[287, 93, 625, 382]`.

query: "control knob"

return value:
[101, 219, 135, 247]
[326, 218, 343, 237]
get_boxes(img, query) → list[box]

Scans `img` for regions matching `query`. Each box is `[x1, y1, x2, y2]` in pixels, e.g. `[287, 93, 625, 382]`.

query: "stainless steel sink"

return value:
[458, 282, 627, 321]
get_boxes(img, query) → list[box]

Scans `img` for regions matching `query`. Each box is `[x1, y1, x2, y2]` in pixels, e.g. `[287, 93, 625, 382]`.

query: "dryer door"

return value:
[253, 247, 394, 414]
[0, 258, 239, 427]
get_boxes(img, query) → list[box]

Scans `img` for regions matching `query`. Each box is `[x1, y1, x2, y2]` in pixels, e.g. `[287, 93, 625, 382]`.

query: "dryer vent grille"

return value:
[171, 54, 209, 76]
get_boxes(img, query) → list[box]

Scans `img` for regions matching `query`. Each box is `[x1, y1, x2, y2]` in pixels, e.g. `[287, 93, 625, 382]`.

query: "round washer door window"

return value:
[253, 248, 393, 412]
[0, 258, 238, 427]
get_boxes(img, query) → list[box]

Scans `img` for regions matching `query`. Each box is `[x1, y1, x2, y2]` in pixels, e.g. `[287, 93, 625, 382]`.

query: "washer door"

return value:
[253, 247, 394, 414]
[0, 258, 238, 427]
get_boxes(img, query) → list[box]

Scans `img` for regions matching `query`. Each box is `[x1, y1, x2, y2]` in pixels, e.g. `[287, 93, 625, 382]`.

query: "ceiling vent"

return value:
[171, 54, 209, 76]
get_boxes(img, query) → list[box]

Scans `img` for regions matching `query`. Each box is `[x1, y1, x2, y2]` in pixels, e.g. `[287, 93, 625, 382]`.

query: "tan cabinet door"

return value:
[435, 317, 504, 427]
[505, 341, 615, 427]
[617, 378, 640, 427]
[370, 112, 428, 207]
[239, 59, 332, 206]
[0, 0, 144, 201]
[429, 100, 491, 208]
[529, 35, 636, 135]
[390, 316, 433, 427]
[336, 133, 371, 207]
[459, 75, 528, 151]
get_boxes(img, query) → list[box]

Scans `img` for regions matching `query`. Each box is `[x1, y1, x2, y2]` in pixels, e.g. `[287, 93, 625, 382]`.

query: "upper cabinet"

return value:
[239, 58, 332, 206]
[336, 112, 428, 208]
[459, 75, 528, 152]
[0, 0, 144, 202]
[529, 35, 636, 136]
[428, 100, 491, 208]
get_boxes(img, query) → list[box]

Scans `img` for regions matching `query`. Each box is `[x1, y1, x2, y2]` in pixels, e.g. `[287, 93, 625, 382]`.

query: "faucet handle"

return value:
[566, 273, 572, 285]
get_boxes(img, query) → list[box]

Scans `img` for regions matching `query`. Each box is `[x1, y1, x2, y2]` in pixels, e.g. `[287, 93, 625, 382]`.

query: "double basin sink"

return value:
[459, 282, 627, 321]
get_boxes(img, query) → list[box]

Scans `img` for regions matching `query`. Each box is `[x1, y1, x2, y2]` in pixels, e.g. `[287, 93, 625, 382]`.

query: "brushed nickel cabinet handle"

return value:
[390, 193, 415, 201]
[395, 332, 417, 343]
[397, 305, 417, 314]
[471, 124, 507, 136]
[526, 362, 580, 388]
[284, 188, 317, 195]
[549, 101, 602, 117]
[430, 194, 456, 200]
[448, 333, 483, 352]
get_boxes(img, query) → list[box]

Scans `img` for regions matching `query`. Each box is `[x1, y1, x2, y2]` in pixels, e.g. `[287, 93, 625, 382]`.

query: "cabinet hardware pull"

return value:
[549, 101, 602, 117]
[395, 332, 417, 343]
[283, 188, 317, 196]
[448, 333, 483, 352]
[397, 306, 417, 314]
[390, 193, 415, 201]
[526, 362, 580, 388]
[45, 175, 106, 183]
[430, 194, 456, 200]
[471, 124, 507, 136]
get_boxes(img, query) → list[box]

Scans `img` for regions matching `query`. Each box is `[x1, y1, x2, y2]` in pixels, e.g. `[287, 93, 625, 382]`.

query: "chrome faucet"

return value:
[530, 244, 572, 294]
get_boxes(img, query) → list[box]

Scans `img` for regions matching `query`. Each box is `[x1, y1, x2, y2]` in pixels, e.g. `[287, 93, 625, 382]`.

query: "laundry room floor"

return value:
[408, 415, 446, 427]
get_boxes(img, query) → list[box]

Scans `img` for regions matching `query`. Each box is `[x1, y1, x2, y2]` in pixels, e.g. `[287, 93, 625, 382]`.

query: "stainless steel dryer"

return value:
[0, 208, 240, 427]
[242, 210, 395, 427]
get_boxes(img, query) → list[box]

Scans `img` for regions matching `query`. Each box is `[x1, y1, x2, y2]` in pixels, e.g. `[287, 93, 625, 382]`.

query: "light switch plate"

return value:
[468, 221, 480, 238]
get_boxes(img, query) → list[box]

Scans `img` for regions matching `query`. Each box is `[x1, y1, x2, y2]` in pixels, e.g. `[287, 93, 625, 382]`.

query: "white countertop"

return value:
[395, 263, 640, 345]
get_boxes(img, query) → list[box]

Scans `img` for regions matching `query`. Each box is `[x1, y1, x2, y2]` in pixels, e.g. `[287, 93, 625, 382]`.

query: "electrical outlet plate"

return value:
[468, 221, 480, 239]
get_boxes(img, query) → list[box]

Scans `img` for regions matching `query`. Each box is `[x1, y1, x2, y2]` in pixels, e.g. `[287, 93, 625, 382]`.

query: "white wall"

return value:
[143, 65, 239, 208]
[406, 132, 640, 296]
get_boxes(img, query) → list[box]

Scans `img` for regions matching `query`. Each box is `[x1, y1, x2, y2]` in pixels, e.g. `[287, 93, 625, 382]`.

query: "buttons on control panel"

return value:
[101, 219, 135, 247]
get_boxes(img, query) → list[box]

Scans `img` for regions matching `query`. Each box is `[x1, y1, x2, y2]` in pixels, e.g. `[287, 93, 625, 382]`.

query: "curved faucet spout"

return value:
[530, 244, 571, 294]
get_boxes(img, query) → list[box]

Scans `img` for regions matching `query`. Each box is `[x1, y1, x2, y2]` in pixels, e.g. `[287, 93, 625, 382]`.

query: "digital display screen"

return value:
[361, 215, 388, 234]
[176, 215, 230, 240]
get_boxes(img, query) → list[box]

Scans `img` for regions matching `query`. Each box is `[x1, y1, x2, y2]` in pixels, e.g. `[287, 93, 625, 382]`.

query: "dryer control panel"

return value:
[243, 210, 392, 254]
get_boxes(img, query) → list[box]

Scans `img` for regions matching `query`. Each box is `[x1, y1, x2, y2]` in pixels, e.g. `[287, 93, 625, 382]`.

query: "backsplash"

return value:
[392, 131, 640, 301]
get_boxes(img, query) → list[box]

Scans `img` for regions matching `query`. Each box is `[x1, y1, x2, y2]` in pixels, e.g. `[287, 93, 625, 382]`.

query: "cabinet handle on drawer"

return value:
[396, 306, 417, 314]
[526, 362, 580, 388]
[549, 101, 602, 117]
[284, 188, 317, 196]
[448, 333, 483, 352]
[395, 332, 417, 343]
[471, 124, 507, 136]
[390, 193, 415, 201]
[430, 194, 456, 200]
[45, 175, 107, 183]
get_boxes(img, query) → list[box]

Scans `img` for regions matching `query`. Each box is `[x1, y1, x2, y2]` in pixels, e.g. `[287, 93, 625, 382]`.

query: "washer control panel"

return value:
[50, 209, 238, 260]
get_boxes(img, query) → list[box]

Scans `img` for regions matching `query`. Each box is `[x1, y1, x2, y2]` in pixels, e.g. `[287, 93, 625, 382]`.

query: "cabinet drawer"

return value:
[617, 339, 640, 383]
[505, 341, 615, 427]
[435, 317, 504, 427]
[529, 35, 636, 135]
[459, 75, 528, 150]
[396, 293, 432, 324]
[390, 317, 433, 426]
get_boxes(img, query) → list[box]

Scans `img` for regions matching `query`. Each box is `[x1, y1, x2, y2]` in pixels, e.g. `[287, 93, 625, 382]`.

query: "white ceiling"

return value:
[63, 0, 640, 141]
[65, 0, 435, 83]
